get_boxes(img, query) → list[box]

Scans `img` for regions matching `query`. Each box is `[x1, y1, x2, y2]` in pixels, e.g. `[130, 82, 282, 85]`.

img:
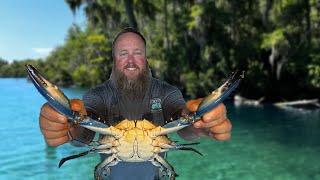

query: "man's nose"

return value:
[127, 53, 135, 63]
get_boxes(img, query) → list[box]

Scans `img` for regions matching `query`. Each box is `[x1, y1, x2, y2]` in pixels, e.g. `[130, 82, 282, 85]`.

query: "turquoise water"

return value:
[0, 78, 319, 180]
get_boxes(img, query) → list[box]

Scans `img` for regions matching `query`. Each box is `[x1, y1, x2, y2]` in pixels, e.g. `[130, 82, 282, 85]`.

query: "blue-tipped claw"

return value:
[163, 71, 244, 131]
[26, 64, 75, 119]
[79, 118, 108, 128]
[194, 71, 244, 119]
[26, 64, 108, 130]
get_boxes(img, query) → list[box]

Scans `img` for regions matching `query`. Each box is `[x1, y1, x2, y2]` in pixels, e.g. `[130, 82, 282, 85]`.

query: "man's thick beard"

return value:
[113, 67, 151, 99]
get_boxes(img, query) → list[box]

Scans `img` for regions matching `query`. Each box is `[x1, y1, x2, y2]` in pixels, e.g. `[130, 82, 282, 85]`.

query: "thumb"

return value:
[70, 99, 87, 116]
[186, 98, 203, 112]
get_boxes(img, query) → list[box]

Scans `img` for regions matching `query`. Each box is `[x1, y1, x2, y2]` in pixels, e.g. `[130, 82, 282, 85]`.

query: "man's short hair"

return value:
[112, 27, 146, 57]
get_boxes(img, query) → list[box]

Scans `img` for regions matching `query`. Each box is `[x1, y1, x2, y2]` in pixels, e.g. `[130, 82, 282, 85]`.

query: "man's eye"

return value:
[119, 52, 128, 56]
[134, 51, 142, 55]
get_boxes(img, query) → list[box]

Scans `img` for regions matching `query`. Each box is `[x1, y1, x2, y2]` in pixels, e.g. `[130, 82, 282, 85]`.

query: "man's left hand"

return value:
[186, 99, 232, 141]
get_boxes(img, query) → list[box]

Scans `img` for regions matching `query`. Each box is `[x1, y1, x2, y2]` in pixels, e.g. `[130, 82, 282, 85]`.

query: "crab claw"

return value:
[26, 64, 109, 130]
[162, 71, 244, 134]
[26, 64, 75, 119]
[79, 120, 114, 133]
[194, 70, 244, 119]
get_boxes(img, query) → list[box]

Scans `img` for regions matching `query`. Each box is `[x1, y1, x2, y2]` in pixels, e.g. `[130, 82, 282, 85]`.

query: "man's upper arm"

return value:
[83, 88, 106, 118]
[162, 86, 186, 122]
[70, 87, 106, 145]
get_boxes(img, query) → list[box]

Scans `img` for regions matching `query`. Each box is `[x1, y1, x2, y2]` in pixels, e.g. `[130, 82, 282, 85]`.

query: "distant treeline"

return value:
[1, 0, 319, 101]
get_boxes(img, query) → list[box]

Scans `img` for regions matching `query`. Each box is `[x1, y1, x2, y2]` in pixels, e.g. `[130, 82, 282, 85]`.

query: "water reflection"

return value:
[232, 104, 320, 147]
[45, 145, 57, 160]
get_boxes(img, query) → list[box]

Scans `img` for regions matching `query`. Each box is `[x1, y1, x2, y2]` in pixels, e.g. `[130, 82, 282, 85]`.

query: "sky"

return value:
[0, 0, 85, 62]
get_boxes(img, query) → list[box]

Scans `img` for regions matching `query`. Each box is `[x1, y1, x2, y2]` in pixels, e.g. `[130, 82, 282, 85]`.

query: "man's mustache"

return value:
[124, 63, 139, 69]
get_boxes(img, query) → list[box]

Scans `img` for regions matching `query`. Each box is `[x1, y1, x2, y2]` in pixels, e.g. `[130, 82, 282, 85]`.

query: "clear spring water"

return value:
[0, 78, 319, 180]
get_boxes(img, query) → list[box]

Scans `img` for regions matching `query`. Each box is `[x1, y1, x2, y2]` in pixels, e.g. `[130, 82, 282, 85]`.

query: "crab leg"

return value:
[78, 125, 123, 137]
[59, 149, 92, 167]
[160, 71, 244, 135]
[59, 145, 113, 168]
[150, 123, 189, 137]
[158, 142, 203, 156]
[150, 159, 167, 178]
[151, 154, 177, 180]
[26, 64, 107, 128]
[94, 154, 119, 179]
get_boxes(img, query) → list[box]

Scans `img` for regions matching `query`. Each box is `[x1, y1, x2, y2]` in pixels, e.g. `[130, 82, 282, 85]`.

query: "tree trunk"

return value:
[231, 1, 237, 43]
[305, 0, 311, 48]
[269, 43, 289, 81]
[123, 0, 138, 29]
[164, 0, 170, 49]
[262, 0, 273, 29]
[316, 0, 320, 40]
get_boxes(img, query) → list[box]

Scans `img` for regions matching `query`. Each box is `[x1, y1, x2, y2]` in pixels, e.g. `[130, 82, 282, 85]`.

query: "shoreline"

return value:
[1, 78, 319, 104]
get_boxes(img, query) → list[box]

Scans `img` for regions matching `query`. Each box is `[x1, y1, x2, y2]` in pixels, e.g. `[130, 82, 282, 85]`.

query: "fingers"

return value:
[40, 103, 68, 123]
[211, 133, 231, 141]
[42, 128, 69, 139]
[193, 117, 232, 141]
[202, 103, 226, 123]
[70, 99, 87, 115]
[209, 119, 232, 141]
[45, 136, 70, 147]
[193, 103, 226, 128]
[39, 116, 69, 131]
[209, 118, 232, 134]
[186, 98, 203, 112]
[39, 102, 74, 147]
[187, 98, 231, 141]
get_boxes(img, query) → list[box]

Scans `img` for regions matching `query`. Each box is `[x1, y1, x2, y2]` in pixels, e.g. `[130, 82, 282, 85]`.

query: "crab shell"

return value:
[99, 119, 173, 162]
[92, 119, 188, 179]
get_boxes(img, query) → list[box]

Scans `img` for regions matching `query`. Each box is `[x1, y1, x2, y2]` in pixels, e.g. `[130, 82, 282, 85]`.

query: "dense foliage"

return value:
[1, 0, 319, 101]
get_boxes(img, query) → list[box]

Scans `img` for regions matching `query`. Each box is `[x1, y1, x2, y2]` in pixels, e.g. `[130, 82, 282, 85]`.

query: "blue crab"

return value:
[26, 64, 244, 180]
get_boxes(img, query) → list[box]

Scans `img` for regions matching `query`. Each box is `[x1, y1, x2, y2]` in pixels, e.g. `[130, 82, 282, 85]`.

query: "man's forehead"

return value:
[112, 29, 147, 57]
[114, 32, 145, 46]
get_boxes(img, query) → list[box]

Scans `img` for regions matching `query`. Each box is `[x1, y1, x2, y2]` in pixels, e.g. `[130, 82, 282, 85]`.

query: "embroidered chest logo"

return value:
[150, 98, 162, 112]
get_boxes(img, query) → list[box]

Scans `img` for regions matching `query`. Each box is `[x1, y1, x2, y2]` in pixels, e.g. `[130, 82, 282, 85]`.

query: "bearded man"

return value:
[39, 28, 232, 179]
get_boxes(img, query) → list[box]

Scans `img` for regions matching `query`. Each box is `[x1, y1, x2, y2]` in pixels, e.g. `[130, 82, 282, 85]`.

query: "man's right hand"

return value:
[39, 99, 87, 147]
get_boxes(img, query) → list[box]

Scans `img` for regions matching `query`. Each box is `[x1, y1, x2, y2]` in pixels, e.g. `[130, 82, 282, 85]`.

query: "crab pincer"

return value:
[162, 71, 244, 134]
[25, 64, 107, 128]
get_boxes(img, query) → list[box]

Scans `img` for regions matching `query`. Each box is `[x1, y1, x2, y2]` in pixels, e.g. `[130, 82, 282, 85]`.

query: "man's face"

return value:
[113, 32, 147, 80]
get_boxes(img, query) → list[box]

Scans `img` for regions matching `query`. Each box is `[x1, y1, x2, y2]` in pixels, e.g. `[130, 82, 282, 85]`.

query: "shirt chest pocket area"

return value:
[148, 98, 165, 126]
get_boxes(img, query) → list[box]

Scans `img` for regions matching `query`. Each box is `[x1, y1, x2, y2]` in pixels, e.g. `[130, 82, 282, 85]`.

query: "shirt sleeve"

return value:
[161, 86, 186, 122]
[83, 87, 106, 118]
[70, 87, 106, 146]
